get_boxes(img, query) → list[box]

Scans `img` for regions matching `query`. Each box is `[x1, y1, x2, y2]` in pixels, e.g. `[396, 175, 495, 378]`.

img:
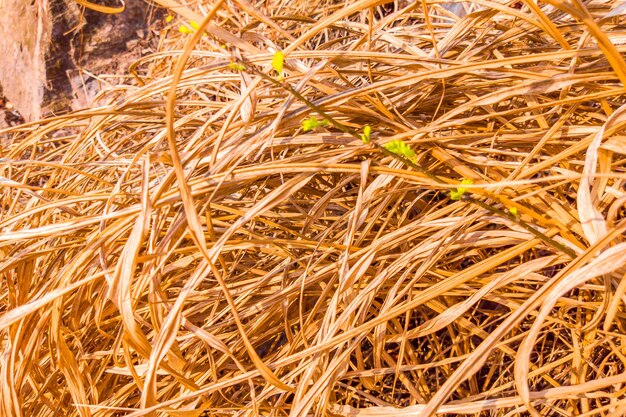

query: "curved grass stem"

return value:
[235, 57, 576, 260]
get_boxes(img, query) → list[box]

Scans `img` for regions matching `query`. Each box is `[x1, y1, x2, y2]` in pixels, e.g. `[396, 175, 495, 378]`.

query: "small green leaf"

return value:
[301, 115, 319, 132]
[383, 139, 416, 162]
[189, 20, 200, 30]
[361, 125, 372, 144]
[272, 50, 284, 78]
[450, 178, 473, 200]
[228, 62, 246, 71]
[178, 25, 191, 34]
[458, 178, 473, 192]
[320, 119, 329, 127]
[166, 14, 173, 23]
[509, 206, 518, 216]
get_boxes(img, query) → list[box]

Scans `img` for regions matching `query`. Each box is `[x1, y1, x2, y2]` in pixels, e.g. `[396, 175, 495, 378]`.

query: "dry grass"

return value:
[2, 0, 626, 415]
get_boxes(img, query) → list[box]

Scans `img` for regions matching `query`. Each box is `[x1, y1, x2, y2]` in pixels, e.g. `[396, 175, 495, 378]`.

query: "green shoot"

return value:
[178, 20, 207, 36]
[450, 178, 474, 200]
[509, 206, 518, 216]
[383, 139, 416, 162]
[228, 62, 246, 71]
[301, 116, 329, 131]
[301, 116, 319, 132]
[361, 125, 372, 144]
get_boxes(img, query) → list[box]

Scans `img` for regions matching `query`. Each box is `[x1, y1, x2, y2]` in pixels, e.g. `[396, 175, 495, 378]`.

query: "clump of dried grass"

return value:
[2, 0, 626, 415]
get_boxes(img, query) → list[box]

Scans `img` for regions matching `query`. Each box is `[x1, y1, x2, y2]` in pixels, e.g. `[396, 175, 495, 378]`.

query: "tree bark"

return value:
[0, 0, 50, 123]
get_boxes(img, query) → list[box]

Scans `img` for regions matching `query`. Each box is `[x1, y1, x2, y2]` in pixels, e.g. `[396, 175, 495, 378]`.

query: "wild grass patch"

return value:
[1, 0, 626, 415]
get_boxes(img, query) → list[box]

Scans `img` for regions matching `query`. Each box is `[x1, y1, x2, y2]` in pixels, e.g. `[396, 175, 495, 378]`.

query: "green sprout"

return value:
[301, 116, 319, 132]
[301, 116, 328, 132]
[450, 178, 474, 200]
[272, 50, 285, 80]
[383, 139, 416, 163]
[178, 20, 207, 36]
[508, 206, 518, 216]
[166, 14, 174, 23]
[360, 125, 372, 144]
[228, 62, 246, 71]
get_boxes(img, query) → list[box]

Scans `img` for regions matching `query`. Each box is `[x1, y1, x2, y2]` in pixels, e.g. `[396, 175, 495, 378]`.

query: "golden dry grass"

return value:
[2, 0, 626, 415]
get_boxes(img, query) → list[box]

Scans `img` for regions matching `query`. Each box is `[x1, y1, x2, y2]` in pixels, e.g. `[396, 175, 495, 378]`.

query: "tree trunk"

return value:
[0, 0, 50, 124]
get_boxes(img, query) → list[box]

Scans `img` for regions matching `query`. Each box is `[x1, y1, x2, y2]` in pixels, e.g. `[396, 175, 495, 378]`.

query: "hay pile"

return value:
[2, 0, 626, 415]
